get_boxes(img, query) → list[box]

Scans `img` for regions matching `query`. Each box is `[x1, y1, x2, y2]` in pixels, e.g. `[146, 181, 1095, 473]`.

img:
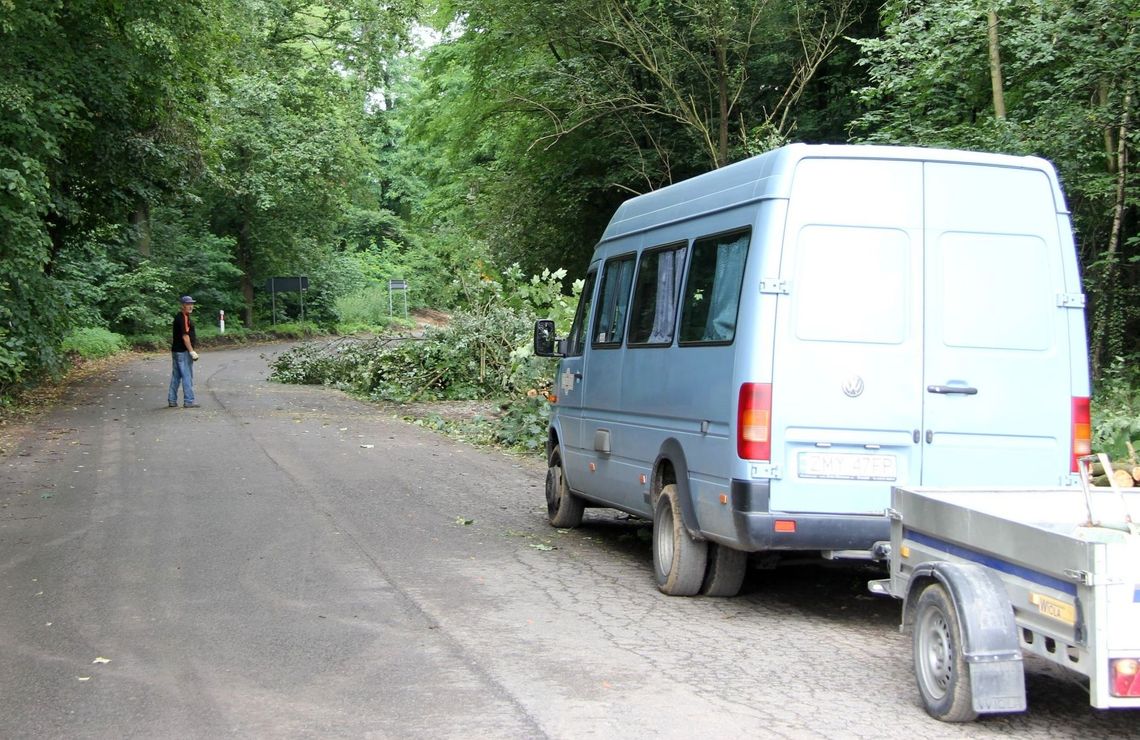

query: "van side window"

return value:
[565, 269, 597, 356]
[592, 255, 636, 347]
[679, 230, 750, 344]
[628, 243, 688, 345]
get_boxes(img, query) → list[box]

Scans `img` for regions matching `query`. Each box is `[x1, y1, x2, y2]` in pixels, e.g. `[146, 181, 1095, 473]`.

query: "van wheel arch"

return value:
[652, 440, 701, 539]
[546, 443, 584, 528]
[546, 428, 560, 461]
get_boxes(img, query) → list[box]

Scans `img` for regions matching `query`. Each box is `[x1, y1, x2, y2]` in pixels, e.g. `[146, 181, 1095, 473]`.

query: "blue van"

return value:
[533, 144, 1091, 597]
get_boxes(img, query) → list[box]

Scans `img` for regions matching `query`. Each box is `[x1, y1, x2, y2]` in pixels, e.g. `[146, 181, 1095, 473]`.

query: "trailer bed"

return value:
[878, 485, 1140, 719]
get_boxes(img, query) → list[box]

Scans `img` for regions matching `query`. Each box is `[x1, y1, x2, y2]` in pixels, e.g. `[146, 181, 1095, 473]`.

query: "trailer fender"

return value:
[904, 562, 1026, 715]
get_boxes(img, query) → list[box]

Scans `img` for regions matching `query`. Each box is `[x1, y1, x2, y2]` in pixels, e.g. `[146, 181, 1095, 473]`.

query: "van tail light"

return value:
[738, 383, 772, 461]
[1071, 396, 1091, 473]
[1110, 658, 1140, 697]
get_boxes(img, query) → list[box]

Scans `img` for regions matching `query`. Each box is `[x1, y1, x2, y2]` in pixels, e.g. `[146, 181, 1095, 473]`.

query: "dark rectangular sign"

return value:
[265, 276, 309, 292]
[389, 279, 408, 290]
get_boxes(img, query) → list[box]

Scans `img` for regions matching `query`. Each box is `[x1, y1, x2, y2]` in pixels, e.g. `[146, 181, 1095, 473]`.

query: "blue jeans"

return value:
[169, 352, 195, 405]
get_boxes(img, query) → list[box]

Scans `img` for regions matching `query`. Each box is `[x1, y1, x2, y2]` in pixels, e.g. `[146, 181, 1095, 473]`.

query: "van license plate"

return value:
[798, 452, 897, 481]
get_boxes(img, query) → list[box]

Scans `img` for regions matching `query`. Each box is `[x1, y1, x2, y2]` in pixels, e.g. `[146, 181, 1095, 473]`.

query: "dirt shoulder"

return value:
[372, 398, 502, 424]
[0, 353, 136, 455]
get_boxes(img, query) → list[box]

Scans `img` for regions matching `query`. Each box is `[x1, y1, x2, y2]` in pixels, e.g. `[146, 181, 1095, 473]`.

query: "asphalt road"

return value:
[1, 345, 1136, 739]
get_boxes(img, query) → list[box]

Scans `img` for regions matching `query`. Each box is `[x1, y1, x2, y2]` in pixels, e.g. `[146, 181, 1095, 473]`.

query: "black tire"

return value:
[546, 445, 584, 528]
[652, 484, 708, 596]
[913, 582, 977, 722]
[700, 543, 747, 597]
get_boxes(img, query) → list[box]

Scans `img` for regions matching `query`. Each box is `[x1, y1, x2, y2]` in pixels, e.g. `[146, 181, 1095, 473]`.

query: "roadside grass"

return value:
[397, 394, 549, 456]
[61, 327, 129, 358]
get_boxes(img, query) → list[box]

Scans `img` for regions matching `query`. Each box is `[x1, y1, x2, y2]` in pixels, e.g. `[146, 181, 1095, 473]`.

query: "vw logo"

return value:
[842, 375, 865, 398]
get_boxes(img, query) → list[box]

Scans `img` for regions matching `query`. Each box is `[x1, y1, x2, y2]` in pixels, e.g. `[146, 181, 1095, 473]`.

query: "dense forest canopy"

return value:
[2, 0, 1138, 399]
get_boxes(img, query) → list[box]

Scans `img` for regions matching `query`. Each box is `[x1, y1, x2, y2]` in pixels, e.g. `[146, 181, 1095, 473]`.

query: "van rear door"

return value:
[768, 155, 1077, 519]
[768, 157, 925, 516]
[920, 162, 1073, 485]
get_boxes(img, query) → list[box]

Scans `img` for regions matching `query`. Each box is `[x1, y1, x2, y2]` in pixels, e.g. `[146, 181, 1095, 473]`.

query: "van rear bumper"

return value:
[730, 479, 890, 551]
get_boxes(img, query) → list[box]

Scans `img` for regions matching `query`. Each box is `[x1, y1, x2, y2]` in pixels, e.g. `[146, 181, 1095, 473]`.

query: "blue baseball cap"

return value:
[180, 295, 196, 304]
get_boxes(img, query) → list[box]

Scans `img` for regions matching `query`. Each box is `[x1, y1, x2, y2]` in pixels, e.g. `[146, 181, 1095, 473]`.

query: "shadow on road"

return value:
[569, 510, 898, 625]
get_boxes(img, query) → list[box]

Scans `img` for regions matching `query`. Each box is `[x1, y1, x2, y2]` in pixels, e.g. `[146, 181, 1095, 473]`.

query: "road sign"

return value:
[265, 276, 309, 292]
[389, 278, 408, 318]
[265, 276, 310, 325]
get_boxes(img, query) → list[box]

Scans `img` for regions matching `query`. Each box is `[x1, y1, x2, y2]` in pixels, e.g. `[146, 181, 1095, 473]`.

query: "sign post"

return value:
[388, 279, 408, 319]
[265, 277, 310, 325]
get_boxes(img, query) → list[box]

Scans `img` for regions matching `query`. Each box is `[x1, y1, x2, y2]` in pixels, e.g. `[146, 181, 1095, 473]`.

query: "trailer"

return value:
[870, 457, 1140, 721]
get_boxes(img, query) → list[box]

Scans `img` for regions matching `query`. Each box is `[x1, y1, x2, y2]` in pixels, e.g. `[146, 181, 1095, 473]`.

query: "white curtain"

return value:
[704, 236, 748, 341]
[648, 247, 686, 343]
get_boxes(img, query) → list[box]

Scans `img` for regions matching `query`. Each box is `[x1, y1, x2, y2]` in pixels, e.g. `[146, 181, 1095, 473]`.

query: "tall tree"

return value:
[201, 0, 417, 326]
[400, 0, 877, 277]
[1, 0, 221, 389]
[852, 0, 1140, 380]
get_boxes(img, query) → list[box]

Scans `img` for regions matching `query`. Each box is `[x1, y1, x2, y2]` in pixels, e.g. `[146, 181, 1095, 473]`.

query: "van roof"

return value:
[599, 143, 1064, 244]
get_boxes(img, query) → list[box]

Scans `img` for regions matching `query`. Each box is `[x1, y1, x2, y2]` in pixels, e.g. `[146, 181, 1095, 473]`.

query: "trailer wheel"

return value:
[653, 484, 707, 596]
[700, 543, 747, 597]
[913, 582, 977, 722]
[545, 445, 584, 528]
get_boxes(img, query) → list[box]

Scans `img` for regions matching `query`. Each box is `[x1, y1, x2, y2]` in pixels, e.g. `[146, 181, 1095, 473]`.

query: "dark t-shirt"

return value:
[171, 312, 196, 353]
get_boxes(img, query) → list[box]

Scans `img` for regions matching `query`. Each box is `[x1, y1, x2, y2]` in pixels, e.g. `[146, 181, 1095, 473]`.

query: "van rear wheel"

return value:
[653, 484, 708, 596]
[546, 445, 584, 528]
[700, 543, 747, 597]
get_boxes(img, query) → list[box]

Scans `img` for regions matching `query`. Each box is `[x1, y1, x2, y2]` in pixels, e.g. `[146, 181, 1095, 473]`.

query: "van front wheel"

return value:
[546, 445, 584, 528]
[653, 484, 708, 596]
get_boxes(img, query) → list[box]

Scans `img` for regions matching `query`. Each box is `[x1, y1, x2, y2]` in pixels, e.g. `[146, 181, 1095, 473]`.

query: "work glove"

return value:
[190, 351, 200, 362]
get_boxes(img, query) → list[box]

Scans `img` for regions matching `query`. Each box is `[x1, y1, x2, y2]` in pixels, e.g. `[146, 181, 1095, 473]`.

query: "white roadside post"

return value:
[219, 309, 225, 334]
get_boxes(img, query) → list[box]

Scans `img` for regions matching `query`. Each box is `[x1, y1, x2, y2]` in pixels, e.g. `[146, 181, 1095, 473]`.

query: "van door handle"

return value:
[927, 385, 977, 395]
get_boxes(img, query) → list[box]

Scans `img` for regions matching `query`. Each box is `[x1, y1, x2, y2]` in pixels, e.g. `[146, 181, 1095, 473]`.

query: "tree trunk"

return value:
[131, 201, 151, 256]
[1090, 88, 1132, 378]
[238, 220, 255, 328]
[717, 40, 729, 168]
[986, 10, 1006, 120]
[1100, 83, 1116, 172]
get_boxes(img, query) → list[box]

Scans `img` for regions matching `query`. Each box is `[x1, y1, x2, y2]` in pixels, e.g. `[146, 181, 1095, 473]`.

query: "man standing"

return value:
[169, 295, 200, 408]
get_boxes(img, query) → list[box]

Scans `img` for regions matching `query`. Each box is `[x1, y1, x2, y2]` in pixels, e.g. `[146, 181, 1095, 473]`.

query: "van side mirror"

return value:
[533, 319, 563, 357]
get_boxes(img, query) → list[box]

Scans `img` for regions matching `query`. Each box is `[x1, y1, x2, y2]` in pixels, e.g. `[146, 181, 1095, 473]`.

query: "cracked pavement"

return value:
[0, 344, 1135, 738]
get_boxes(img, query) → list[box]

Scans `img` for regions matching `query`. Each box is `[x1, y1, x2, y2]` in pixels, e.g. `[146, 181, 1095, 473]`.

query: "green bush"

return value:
[358, 309, 534, 401]
[0, 327, 29, 398]
[267, 338, 364, 386]
[335, 319, 415, 335]
[492, 394, 551, 452]
[127, 333, 168, 351]
[269, 322, 324, 339]
[335, 283, 400, 326]
[61, 327, 128, 358]
[268, 265, 575, 453]
[1092, 355, 1140, 460]
[100, 261, 176, 335]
